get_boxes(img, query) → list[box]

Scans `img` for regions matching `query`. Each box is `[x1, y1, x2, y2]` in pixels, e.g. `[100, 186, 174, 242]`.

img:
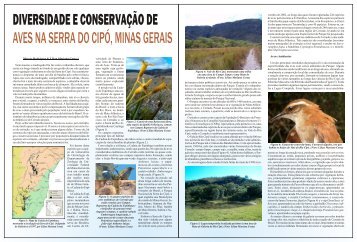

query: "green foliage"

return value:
[185, 45, 262, 70]
[247, 185, 262, 198]
[185, 37, 252, 49]
[185, 199, 262, 221]
[224, 182, 236, 196]
[202, 184, 221, 201]
[187, 186, 204, 201]
[185, 176, 262, 203]
[185, 176, 262, 221]
[228, 187, 249, 202]
[185, 19, 262, 43]
[186, 175, 261, 188]
[268, 92, 345, 143]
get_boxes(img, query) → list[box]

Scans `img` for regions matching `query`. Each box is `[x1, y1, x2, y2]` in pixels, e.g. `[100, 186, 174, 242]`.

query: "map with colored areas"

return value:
[12, 147, 65, 219]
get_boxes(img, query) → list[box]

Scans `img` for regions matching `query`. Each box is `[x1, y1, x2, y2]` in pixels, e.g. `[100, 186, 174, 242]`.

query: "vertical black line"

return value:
[351, 3, 354, 239]
[3, 3, 6, 239]
[64, 146, 66, 219]
[177, 3, 180, 239]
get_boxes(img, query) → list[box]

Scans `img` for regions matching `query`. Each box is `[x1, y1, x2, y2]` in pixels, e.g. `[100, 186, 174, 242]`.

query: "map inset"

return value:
[12, 147, 65, 219]
[46, 200, 63, 216]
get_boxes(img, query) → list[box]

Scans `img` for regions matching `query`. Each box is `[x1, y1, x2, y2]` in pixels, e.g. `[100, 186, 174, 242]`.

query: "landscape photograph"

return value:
[185, 11, 262, 70]
[126, 57, 172, 120]
[185, 166, 262, 221]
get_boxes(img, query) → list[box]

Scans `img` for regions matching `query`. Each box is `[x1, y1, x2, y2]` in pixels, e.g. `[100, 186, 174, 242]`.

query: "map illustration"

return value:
[12, 146, 65, 219]
[46, 200, 63, 216]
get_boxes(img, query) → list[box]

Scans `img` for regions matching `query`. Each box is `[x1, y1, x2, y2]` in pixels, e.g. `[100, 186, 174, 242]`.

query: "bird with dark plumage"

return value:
[118, 167, 134, 180]
[270, 99, 343, 143]
[101, 166, 112, 180]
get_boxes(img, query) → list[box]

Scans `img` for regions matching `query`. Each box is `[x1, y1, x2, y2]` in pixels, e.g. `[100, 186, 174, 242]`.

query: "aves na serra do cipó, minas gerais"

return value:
[270, 99, 343, 143]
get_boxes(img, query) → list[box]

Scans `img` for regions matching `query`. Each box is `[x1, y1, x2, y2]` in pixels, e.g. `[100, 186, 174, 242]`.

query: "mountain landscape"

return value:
[185, 19, 262, 43]
[126, 68, 172, 77]
[185, 18, 262, 70]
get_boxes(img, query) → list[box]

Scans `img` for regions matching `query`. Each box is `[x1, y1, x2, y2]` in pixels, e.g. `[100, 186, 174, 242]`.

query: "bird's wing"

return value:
[118, 169, 129, 180]
[119, 168, 127, 176]
[314, 122, 343, 143]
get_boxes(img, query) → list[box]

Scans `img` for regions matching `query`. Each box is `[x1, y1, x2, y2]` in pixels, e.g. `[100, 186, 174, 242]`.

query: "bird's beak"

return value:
[270, 111, 285, 123]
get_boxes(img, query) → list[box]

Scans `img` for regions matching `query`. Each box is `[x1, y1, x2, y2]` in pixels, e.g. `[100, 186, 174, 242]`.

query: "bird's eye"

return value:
[287, 106, 293, 111]
[120, 183, 132, 190]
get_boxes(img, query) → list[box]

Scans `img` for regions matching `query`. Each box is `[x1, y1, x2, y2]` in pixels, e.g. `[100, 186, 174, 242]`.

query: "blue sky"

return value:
[185, 10, 262, 26]
[126, 57, 172, 70]
[185, 166, 262, 181]
[114, 164, 136, 180]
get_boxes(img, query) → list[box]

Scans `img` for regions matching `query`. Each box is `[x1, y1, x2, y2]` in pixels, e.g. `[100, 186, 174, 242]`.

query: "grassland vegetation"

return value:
[185, 176, 262, 221]
[186, 198, 262, 221]
[185, 37, 262, 70]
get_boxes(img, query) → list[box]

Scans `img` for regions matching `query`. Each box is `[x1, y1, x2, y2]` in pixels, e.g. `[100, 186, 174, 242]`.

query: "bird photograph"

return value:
[118, 180, 136, 195]
[101, 165, 113, 180]
[268, 92, 345, 143]
[112, 166, 135, 180]
[96, 163, 136, 181]
[95, 180, 119, 195]
[95, 163, 136, 196]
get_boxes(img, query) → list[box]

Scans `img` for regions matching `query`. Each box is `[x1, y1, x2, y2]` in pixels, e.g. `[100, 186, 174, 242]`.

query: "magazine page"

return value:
[4, 4, 178, 238]
[1, 0, 355, 241]
[179, 3, 353, 238]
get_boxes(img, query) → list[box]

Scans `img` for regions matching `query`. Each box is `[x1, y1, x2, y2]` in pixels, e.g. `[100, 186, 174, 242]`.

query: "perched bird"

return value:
[270, 99, 343, 143]
[117, 167, 134, 180]
[101, 166, 112, 180]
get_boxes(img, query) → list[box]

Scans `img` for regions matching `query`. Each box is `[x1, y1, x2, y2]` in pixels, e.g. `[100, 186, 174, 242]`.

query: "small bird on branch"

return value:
[116, 167, 134, 180]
